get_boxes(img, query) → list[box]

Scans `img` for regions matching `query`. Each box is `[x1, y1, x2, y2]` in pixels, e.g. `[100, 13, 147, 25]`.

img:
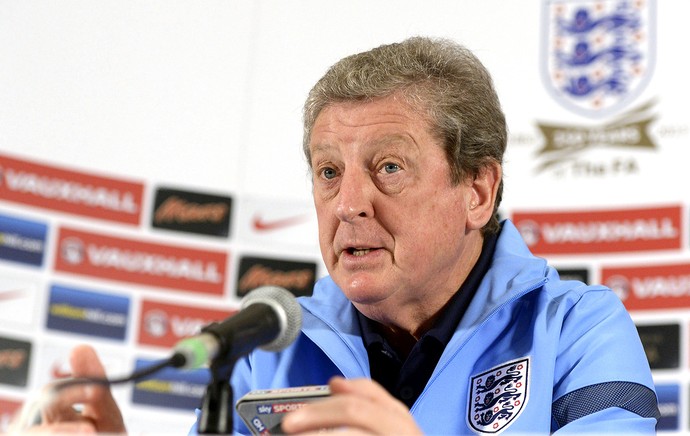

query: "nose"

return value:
[335, 169, 374, 222]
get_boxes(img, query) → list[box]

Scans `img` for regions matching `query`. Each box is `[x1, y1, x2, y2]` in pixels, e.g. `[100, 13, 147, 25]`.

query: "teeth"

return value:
[351, 248, 371, 256]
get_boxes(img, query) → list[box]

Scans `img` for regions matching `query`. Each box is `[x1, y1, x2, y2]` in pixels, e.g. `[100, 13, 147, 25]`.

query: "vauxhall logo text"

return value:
[72, 241, 223, 284]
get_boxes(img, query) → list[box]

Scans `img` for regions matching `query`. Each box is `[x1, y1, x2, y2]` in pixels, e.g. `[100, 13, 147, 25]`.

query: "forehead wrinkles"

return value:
[315, 95, 422, 128]
[310, 132, 422, 163]
[310, 114, 425, 151]
[308, 96, 435, 165]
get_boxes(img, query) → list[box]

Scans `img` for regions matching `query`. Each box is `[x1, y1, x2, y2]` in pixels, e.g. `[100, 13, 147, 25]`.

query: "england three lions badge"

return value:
[541, 0, 656, 118]
[468, 357, 530, 434]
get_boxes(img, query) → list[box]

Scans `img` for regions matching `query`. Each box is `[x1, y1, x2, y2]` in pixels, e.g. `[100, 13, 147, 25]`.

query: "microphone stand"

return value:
[198, 357, 236, 434]
[195, 287, 297, 433]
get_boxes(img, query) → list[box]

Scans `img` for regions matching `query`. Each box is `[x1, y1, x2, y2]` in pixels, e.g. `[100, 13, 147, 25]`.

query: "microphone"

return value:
[173, 286, 302, 369]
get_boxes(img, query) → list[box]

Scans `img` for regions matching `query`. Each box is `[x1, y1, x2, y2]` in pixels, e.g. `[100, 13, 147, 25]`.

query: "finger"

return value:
[24, 421, 97, 435]
[295, 429, 371, 436]
[328, 377, 410, 415]
[40, 385, 90, 425]
[40, 384, 123, 435]
[69, 345, 106, 379]
[283, 378, 422, 435]
[282, 395, 369, 433]
[282, 391, 419, 435]
[59, 345, 125, 433]
[43, 345, 109, 414]
[66, 345, 114, 408]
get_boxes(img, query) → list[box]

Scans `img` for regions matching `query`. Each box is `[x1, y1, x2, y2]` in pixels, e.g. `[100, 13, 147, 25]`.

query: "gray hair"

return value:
[303, 36, 506, 234]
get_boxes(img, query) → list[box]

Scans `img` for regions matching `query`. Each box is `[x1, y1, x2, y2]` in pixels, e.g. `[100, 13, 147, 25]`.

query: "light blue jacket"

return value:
[195, 220, 659, 434]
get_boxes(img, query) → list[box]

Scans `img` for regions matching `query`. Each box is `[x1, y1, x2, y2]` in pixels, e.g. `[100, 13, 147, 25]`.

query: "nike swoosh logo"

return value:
[252, 214, 309, 231]
[51, 361, 72, 379]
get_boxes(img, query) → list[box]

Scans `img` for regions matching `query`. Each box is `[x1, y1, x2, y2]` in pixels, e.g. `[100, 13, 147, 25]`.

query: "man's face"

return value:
[309, 95, 479, 315]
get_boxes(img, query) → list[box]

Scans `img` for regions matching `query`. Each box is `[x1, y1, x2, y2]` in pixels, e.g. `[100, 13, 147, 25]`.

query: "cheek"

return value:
[315, 207, 337, 249]
[411, 196, 466, 244]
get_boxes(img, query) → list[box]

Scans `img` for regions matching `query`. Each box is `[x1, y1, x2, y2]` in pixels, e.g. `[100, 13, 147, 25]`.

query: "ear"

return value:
[466, 161, 502, 231]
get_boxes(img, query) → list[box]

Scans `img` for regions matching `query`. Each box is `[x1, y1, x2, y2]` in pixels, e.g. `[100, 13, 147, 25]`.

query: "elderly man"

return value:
[31, 37, 659, 435]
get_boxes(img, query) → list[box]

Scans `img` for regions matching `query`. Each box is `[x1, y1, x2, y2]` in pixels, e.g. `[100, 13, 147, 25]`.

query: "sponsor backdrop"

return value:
[0, 0, 688, 433]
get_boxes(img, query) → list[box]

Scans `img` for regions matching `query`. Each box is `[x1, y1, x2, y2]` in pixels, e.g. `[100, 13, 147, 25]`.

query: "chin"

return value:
[340, 282, 388, 306]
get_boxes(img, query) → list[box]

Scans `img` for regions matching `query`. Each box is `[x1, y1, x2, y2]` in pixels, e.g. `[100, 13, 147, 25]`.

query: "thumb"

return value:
[69, 344, 107, 379]
[68, 344, 126, 433]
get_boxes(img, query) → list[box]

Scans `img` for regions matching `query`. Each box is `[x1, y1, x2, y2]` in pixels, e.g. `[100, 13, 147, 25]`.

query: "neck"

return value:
[356, 231, 484, 346]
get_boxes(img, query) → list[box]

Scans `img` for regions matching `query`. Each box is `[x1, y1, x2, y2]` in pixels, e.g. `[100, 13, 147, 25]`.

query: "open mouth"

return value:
[347, 247, 373, 257]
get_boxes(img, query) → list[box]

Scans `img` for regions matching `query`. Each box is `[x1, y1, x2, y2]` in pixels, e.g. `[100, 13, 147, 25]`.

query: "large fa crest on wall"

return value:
[541, 0, 655, 118]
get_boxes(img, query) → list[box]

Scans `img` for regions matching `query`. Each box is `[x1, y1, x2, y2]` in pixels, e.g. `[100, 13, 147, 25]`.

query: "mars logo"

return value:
[635, 324, 680, 370]
[468, 357, 529, 434]
[152, 188, 232, 238]
[554, 267, 590, 285]
[542, 0, 655, 117]
[0, 336, 32, 387]
[237, 256, 317, 298]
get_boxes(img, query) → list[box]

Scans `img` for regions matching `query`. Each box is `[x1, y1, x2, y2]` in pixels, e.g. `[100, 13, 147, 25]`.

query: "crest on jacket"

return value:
[468, 357, 530, 434]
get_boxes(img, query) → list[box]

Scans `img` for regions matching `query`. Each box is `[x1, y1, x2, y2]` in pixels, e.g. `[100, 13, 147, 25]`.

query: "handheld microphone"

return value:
[173, 286, 302, 369]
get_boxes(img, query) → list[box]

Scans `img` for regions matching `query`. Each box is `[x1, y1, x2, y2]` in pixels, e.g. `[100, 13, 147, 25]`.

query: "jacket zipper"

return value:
[410, 277, 547, 413]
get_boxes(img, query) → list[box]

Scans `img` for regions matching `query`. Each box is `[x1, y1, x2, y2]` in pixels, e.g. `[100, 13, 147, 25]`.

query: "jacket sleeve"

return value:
[550, 287, 659, 433]
[230, 356, 254, 435]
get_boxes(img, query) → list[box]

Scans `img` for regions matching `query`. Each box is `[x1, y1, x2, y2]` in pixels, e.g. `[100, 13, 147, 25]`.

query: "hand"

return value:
[27, 344, 126, 434]
[281, 377, 423, 435]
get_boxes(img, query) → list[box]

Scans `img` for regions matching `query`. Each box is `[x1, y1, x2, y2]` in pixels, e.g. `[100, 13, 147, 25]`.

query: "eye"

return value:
[381, 163, 400, 174]
[322, 167, 337, 180]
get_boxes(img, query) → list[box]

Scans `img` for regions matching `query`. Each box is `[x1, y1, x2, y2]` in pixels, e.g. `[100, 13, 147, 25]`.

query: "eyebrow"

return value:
[309, 143, 331, 156]
[372, 134, 418, 149]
